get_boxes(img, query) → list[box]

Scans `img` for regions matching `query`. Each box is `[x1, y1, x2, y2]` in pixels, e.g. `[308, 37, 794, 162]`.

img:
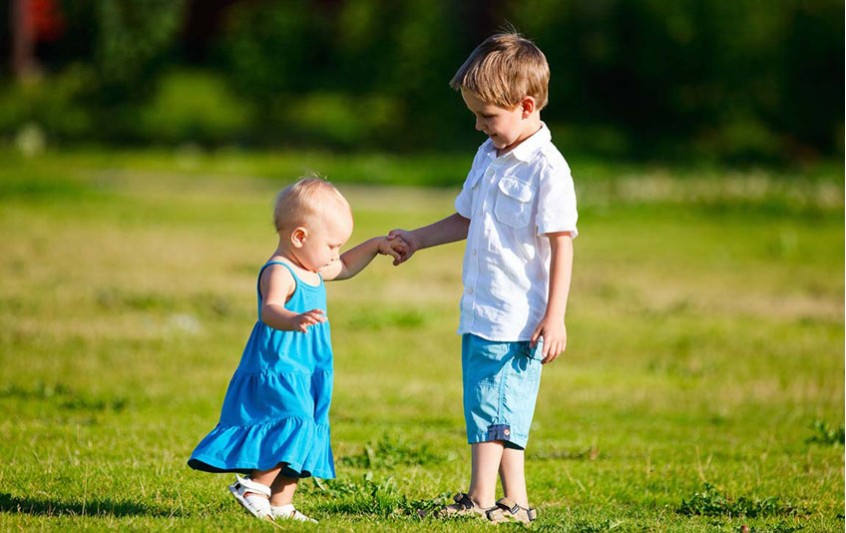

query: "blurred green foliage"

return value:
[0, 0, 842, 165]
[139, 70, 250, 145]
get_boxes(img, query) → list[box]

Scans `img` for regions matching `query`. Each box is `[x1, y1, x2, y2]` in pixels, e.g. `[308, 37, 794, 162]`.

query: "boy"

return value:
[388, 31, 578, 524]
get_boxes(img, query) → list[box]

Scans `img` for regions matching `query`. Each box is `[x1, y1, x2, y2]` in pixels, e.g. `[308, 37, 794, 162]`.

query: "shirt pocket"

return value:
[494, 177, 534, 228]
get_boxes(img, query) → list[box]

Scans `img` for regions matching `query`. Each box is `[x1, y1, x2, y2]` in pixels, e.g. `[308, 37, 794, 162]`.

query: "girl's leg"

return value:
[268, 473, 299, 506]
[468, 441, 504, 508]
[249, 466, 281, 497]
[499, 447, 529, 508]
[250, 467, 299, 505]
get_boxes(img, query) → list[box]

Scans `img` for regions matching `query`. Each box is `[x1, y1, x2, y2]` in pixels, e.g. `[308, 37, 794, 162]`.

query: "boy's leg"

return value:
[499, 446, 529, 508]
[468, 441, 504, 508]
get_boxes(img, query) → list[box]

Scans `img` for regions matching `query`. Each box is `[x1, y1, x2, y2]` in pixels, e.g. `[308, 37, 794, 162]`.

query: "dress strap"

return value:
[257, 261, 298, 301]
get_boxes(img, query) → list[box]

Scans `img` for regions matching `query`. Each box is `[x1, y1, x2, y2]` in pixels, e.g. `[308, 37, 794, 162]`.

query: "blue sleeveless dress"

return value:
[188, 261, 335, 479]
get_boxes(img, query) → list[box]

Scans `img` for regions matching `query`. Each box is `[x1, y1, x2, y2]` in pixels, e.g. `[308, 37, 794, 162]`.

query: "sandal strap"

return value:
[452, 492, 476, 510]
[496, 497, 537, 521]
[234, 475, 271, 498]
[496, 497, 520, 514]
[485, 506, 506, 521]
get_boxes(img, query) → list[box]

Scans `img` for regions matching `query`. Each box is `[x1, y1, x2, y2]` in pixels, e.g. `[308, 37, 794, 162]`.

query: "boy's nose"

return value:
[474, 118, 483, 132]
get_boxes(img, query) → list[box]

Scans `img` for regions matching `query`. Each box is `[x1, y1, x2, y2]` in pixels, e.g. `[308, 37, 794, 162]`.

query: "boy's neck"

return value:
[496, 116, 542, 157]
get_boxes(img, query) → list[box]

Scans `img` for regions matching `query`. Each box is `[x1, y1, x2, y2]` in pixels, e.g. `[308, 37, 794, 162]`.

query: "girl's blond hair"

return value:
[273, 175, 350, 232]
[450, 32, 549, 110]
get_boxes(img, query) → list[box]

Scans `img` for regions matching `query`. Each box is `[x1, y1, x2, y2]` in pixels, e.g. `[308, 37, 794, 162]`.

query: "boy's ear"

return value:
[520, 96, 536, 118]
[291, 227, 308, 248]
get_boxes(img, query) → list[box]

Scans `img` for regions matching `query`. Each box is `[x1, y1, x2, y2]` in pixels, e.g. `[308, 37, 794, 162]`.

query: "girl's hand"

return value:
[378, 235, 408, 262]
[289, 309, 326, 333]
[386, 229, 418, 265]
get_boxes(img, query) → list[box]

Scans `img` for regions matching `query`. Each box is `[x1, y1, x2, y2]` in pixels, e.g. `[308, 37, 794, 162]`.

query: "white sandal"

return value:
[271, 503, 318, 523]
[228, 475, 272, 520]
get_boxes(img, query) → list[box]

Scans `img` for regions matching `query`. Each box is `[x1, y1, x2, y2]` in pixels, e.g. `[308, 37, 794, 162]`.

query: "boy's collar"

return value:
[485, 122, 550, 162]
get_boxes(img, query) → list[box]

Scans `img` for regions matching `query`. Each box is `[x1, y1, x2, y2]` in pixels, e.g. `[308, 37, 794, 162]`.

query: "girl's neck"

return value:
[270, 245, 321, 284]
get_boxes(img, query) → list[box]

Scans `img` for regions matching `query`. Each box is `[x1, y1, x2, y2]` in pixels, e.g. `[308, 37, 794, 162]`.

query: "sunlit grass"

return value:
[0, 150, 842, 531]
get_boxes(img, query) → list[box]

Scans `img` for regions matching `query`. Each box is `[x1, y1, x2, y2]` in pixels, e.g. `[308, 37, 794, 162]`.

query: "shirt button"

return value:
[467, 288, 474, 295]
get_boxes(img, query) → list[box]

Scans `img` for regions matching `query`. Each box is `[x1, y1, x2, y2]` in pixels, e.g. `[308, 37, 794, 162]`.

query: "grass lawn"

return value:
[0, 149, 842, 531]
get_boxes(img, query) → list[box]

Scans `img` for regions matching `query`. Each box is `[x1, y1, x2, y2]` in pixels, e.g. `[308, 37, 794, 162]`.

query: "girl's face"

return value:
[461, 89, 536, 154]
[292, 208, 353, 273]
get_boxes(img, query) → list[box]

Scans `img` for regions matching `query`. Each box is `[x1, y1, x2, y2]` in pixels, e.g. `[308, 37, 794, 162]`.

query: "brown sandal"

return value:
[425, 492, 499, 520]
[493, 497, 538, 524]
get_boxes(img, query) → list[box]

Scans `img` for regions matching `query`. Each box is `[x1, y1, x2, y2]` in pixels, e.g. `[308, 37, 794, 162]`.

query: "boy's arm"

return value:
[530, 232, 574, 364]
[321, 236, 403, 281]
[388, 213, 470, 265]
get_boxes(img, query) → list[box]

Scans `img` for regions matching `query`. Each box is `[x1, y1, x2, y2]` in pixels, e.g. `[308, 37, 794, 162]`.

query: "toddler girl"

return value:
[188, 176, 404, 522]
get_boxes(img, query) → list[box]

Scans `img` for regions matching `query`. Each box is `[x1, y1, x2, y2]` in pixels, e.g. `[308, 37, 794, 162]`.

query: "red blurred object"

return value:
[11, 0, 65, 77]
[29, 0, 66, 42]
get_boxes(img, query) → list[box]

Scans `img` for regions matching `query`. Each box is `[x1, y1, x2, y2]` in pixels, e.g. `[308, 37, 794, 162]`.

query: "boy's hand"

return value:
[386, 229, 418, 265]
[530, 317, 566, 364]
[378, 235, 409, 262]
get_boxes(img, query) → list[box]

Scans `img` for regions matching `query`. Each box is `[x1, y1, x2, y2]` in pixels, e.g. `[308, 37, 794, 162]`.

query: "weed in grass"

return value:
[734, 521, 806, 533]
[339, 433, 443, 469]
[677, 483, 808, 519]
[310, 474, 409, 517]
[806, 419, 845, 446]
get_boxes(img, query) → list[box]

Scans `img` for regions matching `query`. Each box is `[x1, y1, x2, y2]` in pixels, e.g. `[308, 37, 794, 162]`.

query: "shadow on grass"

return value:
[0, 493, 183, 518]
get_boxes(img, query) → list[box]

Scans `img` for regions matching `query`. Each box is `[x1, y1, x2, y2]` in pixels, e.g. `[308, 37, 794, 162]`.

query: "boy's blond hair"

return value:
[273, 175, 350, 232]
[450, 32, 549, 111]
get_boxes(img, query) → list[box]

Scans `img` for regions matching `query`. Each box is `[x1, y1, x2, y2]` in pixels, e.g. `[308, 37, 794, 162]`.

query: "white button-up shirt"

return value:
[455, 123, 578, 341]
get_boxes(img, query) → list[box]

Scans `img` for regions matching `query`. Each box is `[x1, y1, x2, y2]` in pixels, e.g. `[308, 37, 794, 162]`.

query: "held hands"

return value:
[530, 316, 567, 364]
[386, 229, 417, 265]
[377, 234, 409, 264]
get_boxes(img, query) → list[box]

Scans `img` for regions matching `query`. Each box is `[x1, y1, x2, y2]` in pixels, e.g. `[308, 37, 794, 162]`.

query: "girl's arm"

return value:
[387, 212, 470, 265]
[530, 232, 574, 363]
[321, 236, 403, 281]
[260, 265, 326, 332]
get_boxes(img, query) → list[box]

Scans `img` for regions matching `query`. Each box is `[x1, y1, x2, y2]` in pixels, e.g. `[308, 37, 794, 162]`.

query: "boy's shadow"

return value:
[0, 493, 182, 518]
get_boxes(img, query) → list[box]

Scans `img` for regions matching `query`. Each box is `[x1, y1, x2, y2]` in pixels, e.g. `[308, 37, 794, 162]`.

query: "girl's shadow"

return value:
[0, 492, 182, 518]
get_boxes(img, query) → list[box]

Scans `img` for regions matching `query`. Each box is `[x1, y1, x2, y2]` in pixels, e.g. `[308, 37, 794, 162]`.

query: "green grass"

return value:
[0, 149, 842, 531]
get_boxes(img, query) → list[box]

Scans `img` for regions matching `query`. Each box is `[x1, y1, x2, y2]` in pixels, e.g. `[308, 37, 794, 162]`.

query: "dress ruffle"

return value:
[188, 415, 334, 479]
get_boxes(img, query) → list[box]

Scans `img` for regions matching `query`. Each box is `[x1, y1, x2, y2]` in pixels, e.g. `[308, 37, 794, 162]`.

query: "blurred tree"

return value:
[94, 0, 185, 94]
[88, 0, 186, 141]
[180, 0, 240, 63]
[0, 0, 840, 163]
[10, 0, 36, 79]
[10, 0, 65, 80]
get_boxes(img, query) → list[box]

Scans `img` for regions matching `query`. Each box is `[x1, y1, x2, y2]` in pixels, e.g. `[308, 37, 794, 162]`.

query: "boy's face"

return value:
[461, 89, 536, 154]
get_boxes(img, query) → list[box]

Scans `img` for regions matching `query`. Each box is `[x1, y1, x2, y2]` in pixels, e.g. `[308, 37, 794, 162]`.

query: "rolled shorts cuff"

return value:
[467, 424, 528, 450]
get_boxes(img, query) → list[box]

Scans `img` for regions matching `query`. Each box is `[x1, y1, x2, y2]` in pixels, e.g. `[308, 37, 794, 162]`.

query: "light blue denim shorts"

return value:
[462, 334, 544, 450]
